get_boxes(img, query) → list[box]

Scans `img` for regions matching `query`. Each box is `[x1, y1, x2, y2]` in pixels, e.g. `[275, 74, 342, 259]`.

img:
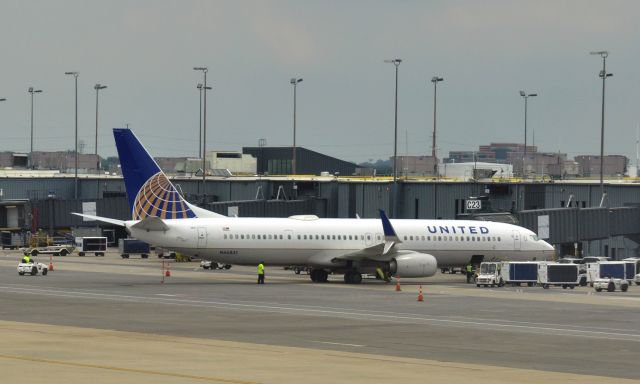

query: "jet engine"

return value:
[389, 251, 438, 278]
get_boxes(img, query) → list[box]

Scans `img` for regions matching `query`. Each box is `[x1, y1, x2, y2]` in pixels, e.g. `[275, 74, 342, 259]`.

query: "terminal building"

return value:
[1, 143, 640, 261]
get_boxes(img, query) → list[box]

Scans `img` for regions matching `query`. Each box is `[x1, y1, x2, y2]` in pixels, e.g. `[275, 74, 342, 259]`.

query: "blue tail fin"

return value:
[113, 128, 197, 220]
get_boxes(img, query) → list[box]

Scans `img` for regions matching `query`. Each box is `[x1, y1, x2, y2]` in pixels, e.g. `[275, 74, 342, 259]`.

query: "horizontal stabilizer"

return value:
[131, 216, 169, 231]
[71, 213, 125, 227]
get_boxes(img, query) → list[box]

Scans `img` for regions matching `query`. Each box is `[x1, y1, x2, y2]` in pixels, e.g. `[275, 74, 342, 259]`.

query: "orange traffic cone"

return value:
[417, 285, 424, 302]
[48, 255, 54, 272]
[395, 276, 401, 291]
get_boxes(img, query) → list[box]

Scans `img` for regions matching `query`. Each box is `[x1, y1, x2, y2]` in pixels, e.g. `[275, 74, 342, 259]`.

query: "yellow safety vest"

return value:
[24, 255, 31, 263]
[257, 263, 264, 275]
[466, 264, 472, 273]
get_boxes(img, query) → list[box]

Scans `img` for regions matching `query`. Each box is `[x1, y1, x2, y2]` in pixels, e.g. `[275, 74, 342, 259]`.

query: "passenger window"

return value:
[252, 234, 255, 239]
[404, 236, 408, 240]
[304, 235, 307, 240]
[321, 235, 325, 240]
[332, 235, 336, 240]
[297, 235, 301, 240]
[367, 235, 371, 240]
[427, 236, 431, 241]
[235, 234, 239, 239]
[421, 236, 425, 241]
[438, 236, 442, 241]
[410, 236, 413, 241]
[349, 235, 352, 240]
[257, 235, 261, 240]
[338, 235, 341, 240]
[498, 237, 501, 241]
[241, 235, 244, 239]
[315, 235, 319, 240]
[287, 235, 290, 239]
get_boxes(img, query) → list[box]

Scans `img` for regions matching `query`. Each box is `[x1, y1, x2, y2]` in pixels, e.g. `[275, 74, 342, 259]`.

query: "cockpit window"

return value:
[530, 235, 539, 241]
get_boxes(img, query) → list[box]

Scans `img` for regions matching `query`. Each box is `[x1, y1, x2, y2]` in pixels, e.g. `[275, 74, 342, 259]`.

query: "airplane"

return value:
[75, 128, 555, 284]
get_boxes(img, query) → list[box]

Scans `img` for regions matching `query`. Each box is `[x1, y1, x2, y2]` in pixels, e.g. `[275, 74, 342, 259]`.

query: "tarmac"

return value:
[1, 251, 639, 383]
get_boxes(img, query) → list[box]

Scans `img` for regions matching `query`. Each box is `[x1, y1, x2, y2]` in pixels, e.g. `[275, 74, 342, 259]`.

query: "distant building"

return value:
[438, 162, 513, 179]
[206, 152, 256, 175]
[243, 147, 357, 176]
[575, 155, 628, 177]
[391, 155, 437, 176]
[31, 151, 100, 172]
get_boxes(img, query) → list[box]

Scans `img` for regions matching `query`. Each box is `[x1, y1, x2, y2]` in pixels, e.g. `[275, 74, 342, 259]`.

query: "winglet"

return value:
[380, 210, 401, 243]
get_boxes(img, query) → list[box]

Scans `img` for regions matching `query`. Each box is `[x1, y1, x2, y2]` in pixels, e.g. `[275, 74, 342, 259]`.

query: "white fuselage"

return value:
[126, 217, 555, 268]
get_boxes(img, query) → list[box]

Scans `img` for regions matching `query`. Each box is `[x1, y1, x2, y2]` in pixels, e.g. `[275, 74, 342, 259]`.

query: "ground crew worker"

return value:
[22, 254, 31, 264]
[257, 261, 265, 284]
[466, 263, 474, 283]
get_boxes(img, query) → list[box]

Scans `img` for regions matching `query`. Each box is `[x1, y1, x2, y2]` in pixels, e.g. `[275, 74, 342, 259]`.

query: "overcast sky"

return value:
[1, 1, 639, 164]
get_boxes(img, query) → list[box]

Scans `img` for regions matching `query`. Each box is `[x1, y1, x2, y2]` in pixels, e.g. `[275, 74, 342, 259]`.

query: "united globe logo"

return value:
[133, 172, 195, 220]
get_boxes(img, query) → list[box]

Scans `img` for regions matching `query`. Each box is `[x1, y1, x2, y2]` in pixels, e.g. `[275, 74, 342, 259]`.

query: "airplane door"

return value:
[197, 227, 207, 248]
[512, 230, 521, 250]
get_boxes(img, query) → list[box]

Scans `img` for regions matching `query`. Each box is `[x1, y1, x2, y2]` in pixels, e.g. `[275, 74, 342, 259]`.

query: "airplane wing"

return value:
[333, 210, 401, 262]
[71, 213, 126, 227]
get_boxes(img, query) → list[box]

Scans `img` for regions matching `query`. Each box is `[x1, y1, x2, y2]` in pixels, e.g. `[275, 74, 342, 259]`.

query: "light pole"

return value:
[290, 78, 303, 175]
[431, 76, 443, 177]
[519, 90, 537, 178]
[193, 67, 209, 193]
[28, 87, 43, 169]
[384, 58, 402, 217]
[590, 51, 613, 198]
[65, 71, 79, 199]
[197, 83, 203, 158]
[94, 84, 107, 172]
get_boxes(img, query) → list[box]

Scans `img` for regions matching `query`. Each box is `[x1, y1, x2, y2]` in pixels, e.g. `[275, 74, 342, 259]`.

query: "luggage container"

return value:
[622, 258, 640, 286]
[119, 238, 150, 259]
[75, 237, 107, 256]
[503, 261, 539, 286]
[587, 261, 630, 292]
[538, 262, 579, 289]
[1, 231, 27, 250]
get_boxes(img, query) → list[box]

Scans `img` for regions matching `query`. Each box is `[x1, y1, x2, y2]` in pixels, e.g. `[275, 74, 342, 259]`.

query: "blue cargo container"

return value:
[624, 262, 636, 280]
[119, 238, 150, 259]
[599, 263, 625, 279]
[509, 263, 538, 281]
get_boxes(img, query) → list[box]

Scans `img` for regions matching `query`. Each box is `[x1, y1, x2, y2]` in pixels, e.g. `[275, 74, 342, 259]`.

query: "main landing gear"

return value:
[309, 269, 329, 283]
[343, 270, 362, 284]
